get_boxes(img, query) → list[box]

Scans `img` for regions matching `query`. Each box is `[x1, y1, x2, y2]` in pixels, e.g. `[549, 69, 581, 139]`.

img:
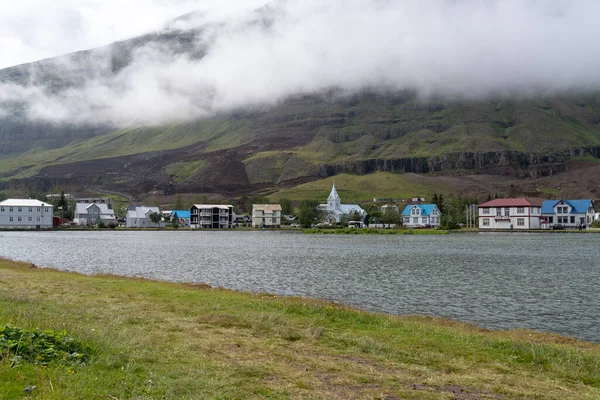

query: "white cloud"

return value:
[2, 0, 600, 126]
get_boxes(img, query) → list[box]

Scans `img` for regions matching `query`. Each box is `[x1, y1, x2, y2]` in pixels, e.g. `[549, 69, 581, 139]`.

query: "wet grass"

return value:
[1, 258, 599, 399]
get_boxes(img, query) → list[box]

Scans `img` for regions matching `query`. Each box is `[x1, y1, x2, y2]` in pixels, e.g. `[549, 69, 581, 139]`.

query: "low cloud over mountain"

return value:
[1, 0, 600, 126]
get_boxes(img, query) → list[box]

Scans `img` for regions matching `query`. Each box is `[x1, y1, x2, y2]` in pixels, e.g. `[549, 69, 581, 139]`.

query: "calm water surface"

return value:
[1, 231, 598, 342]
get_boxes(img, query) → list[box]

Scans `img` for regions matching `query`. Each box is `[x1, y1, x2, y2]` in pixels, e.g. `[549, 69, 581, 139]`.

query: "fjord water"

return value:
[1, 231, 598, 342]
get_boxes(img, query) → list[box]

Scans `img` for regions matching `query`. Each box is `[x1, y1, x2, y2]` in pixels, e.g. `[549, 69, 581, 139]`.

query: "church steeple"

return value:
[328, 181, 341, 210]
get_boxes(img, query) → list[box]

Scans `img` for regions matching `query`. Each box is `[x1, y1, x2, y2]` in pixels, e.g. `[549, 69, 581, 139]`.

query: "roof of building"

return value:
[328, 183, 340, 201]
[0, 199, 53, 207]
[170, 210, 190, 218]
[541, 199, 593, 214]
[339, 204, 365, 214]
[253, 204, 282, 212]
[478, 198, 541, 207]
[192, 204, 233, 210]
[402, 204, 439, 216]
[76, 202, 114, 215]
[127, 206, 160, 219]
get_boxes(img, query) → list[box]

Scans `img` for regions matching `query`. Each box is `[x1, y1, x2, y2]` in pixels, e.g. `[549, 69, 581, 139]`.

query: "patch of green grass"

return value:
[271, 172, 440, 203]
[0, 259, 599, 399]
[304, 228, 449, 235]
[166, 160, 209, 182]
[539, 187, 561, 196]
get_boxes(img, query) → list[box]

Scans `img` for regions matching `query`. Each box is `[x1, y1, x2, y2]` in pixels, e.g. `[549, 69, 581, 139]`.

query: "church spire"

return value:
[327, 181, 341, 210]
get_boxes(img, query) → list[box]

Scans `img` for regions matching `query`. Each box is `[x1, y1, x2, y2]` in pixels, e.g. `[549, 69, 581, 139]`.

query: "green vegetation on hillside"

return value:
[270, 172, 440, 203]
[1, 259, 600, 399]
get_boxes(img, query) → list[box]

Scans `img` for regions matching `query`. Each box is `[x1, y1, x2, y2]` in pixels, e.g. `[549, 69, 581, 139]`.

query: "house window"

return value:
[17, 216, 22, 222]
[548, 216, 553, 223]
[482, 208, 489, 214]
[29, 207, 33, 212]
[570, 216, 575, 224]
[45, 208, 49, 213]
[0, 207, 3, 212]
[9, 217, 13, 222]
[482, 218, 490, 226]
[517, 218, 525, 226]
[496, 209, 501, 216]
[504, 207, 510, 216]
[37, 217, 40, 222]
[18, 207, 22, 212]
[28, 217, 32, 221]
[9, 207, 13, 212]
[422, 217, 427, 223]
[412, 217, 418, 224]
[517, 207, 524, 214]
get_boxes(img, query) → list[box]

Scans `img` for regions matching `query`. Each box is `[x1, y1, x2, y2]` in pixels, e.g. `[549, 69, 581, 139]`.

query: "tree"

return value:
[173, 195, 185, 211]
[170, 212, 180, 228]
[97, 219, 106, 229]
[350, 210, 362, 222]
[298, 200, 320, 228]
[280, 198, 293, 215]
[381, 207, 400, 227]
[149, 212, 162, 226]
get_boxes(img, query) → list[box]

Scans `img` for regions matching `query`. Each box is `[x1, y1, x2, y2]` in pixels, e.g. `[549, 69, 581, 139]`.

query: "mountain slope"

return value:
[1, 18, 600, 200]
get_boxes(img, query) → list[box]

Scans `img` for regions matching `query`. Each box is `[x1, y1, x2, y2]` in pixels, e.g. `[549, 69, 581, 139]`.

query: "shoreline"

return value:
[1, 257, 600, 399]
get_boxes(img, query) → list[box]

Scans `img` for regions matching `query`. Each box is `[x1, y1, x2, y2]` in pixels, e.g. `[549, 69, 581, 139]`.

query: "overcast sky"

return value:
[1, 0, 600, 126]
[0, 0, 268, 69]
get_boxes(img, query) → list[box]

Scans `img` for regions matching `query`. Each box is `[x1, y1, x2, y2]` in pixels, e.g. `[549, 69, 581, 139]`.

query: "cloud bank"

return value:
[2, 0, 600, 126]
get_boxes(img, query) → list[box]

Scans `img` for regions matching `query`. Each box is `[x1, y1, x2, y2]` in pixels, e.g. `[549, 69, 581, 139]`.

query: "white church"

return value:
[319, 183, 365, 224]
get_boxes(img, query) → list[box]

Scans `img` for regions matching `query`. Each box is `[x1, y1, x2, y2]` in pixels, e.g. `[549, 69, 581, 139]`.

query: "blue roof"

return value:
[541, 200, 593, 214]
[402, 204, 438, 216]
[171, 210, 190, 218]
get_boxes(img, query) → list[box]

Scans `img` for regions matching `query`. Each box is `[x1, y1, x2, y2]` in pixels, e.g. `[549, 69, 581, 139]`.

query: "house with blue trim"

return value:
[402, 204, 441, 228]
[541, 199, 596, 229]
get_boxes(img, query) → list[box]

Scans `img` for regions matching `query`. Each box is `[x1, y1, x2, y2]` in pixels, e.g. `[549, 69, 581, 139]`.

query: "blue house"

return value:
[402, 204, 441, 228]
[170, 210, 191, 227]
[541, 199, 596, 229]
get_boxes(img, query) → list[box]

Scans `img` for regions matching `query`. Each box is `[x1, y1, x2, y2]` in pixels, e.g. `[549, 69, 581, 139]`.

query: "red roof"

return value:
[478, 198, 541, 207]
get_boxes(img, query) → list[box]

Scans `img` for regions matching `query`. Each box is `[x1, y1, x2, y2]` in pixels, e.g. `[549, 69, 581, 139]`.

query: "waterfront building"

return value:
[126, 206, 163, 228]
[401, 204, 441, 228]
[170, 210, 191, 227]
[319, 183, 365, 224]
[540, 199, 596, 229]
[252, 204, 282, 228]
[74, 203, 117, 226]
[0, 199, 54, 229]
[478, 198, 542, 230]
[190, 204, 234, 229]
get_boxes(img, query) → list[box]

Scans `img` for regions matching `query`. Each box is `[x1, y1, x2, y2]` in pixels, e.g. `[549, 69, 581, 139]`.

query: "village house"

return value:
[126, 206, 163, 228]
[0, 199, 54, 229]
[319, 183, 365, 224]
[74, 203, 117, 226]
[169, 210, 191, 227]
[190, 204, 234, 229]
[478, 198, 542, 230]
[401, 204, 441, 228]
[540, 199, 596, 229]
[252, 204, 282, 228]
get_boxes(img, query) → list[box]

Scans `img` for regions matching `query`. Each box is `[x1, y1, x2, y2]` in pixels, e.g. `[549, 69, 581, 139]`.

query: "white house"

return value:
[0, 199, 53, 229]
[401, 204, 441, 228]
[74, 203, 117, 226]
[319, 183, 365, 224]
[478, 198, 542, 230]
[252, 204, 282, 228]
[190, 204, 234, 229]
[540, 199, 596, 229]
[126, 206, 163, 228]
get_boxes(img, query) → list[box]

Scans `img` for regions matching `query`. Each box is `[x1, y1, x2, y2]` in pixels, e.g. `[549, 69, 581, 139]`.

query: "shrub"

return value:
[591, 220, 600, 228]
[0, 325, 93, 365]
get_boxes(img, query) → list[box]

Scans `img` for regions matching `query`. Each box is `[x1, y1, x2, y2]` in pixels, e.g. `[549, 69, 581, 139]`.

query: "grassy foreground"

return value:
[303, 228, 449, 235]
[1, 259, 599, 399]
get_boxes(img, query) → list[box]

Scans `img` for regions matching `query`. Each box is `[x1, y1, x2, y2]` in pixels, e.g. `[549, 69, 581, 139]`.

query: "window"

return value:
[570, 216, 575, 224]
[412, 217, 418, 224]
[496, 208, 501, 216]
[28, 217, 32, 221]
[517, 218, 525, 226]
[17, 216, 22, 222]
[37, 207, 40, 212]
[45, 208, 49, 213]
[482, 208, 489, 214]
[504, 207, 510, 216]
[482, 218, 490, 226]
[37, 217, 40, 222]
[548, 216, 553, 223]
[18, 207, 22, 212]
[9, 207, 13, 212]
[517, 207, 524, 214]
[9, 217, 13, 222]
[29, 207, 32, 212]
[0, 207, 3, 212]
[422, 217, 428, 223]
